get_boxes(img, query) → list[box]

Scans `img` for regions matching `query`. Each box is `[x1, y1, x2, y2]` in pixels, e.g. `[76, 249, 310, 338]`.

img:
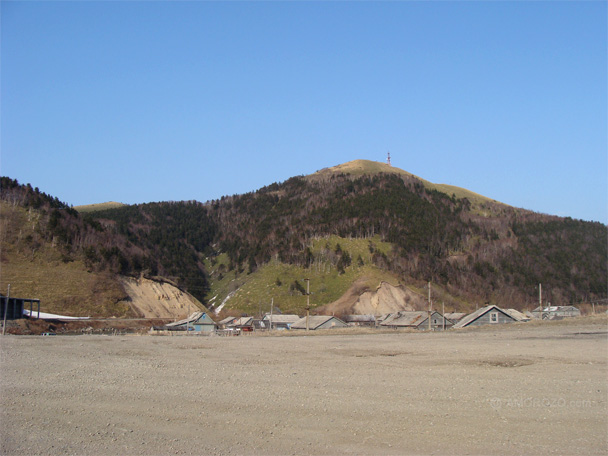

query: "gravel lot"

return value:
[1, 318, 607, 455]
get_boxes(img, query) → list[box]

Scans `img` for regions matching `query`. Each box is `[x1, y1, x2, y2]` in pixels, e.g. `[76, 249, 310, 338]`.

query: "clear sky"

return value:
[2, 1, 606, 223]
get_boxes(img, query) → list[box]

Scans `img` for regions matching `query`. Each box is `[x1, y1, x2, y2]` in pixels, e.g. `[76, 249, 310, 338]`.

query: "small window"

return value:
[490, 312, 498, 323]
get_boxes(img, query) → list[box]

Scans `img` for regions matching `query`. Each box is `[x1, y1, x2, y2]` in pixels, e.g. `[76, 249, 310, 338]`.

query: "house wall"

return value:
[273, 322, 292, 329]
[532, 307, 581, 319]
[416, 315, 453, 331]
[191, 314, 216, 332]
[193, 323, 215, 332]
[553, 309, 581, 318]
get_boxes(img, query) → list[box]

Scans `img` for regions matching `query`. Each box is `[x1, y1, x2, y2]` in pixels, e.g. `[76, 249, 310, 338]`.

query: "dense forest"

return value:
[87, 201, 215, 298]
[1, 165, 606, 310]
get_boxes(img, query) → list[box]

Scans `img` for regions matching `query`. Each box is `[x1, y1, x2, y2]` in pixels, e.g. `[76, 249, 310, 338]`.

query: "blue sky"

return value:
[2, 1, 606, 223]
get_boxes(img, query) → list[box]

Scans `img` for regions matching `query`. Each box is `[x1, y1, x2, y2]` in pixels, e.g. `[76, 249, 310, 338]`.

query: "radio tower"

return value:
[387, 152, 392, 166]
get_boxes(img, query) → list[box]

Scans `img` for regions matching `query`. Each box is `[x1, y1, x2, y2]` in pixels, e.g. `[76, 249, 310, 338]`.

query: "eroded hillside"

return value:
[120, 276, 204, 319]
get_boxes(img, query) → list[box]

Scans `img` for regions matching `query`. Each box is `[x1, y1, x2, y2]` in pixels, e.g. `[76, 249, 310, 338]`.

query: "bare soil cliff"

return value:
[353, 281, 426, 314]
[318, 280, 427, 316]
[119, 276, 205, 319]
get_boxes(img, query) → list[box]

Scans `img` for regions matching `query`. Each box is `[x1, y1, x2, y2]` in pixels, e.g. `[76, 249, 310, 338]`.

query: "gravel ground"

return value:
[1, 318, 607, 456]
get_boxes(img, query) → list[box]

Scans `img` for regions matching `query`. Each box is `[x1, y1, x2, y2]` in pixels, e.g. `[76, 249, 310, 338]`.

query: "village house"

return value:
[261, 314, 300, 330]
[290, 315, 348, 330]
[444, 312, 466, 324]
[380, 311, 453, 331]
[503, 308, 531, 322]
[161, 311, 217, 333]
[376, 312, 399, 326]
[453, 305, 519, 329]
[531, 306, 581, 320]
[218, 316, 237, 329]
[230, 316, 254, 332]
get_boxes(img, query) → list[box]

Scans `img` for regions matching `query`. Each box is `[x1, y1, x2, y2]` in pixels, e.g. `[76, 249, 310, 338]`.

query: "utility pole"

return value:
[2, 284, 10, 336]
[186, 301, 190, 335]
[428, 281, 432, 331]
[539, 283, 542, 319]
[270, 298, 274, 331]
[304, 278, 310, 331]
[442, 301, 445, 331]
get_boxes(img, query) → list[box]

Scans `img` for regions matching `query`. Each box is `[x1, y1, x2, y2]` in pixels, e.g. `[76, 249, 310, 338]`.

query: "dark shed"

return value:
[1, 296, 40, 320]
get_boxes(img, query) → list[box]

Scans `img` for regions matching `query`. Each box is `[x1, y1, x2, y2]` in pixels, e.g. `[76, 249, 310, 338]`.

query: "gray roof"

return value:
[379, 311, 448, 328]
[380, 311, 428, 327]
[261, 314, 300, 324]
[453, 305, 515, 328]
[444, 312, 466, 322]
[166, 311, 214, 328]
[290, 315, 348, 330]
[503, 308, 530, 322]
[219, 316, 237, 325]
[378, 312, 400, 325]
[231, 316, 254, 327]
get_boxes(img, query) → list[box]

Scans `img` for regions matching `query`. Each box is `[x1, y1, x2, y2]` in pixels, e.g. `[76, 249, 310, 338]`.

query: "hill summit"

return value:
[311, 159, 499, 208]
[314, 159, 410, 177]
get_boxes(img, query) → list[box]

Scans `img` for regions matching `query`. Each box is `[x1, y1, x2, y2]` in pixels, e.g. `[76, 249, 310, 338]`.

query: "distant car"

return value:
[41, 332, 56, 336]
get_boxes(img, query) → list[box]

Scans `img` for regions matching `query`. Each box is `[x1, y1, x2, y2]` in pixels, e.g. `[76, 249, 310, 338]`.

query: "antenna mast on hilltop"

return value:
[387, 151, 392, 166]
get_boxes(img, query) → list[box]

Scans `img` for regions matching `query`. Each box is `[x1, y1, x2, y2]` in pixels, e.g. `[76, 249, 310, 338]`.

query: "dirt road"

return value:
[1, 318, 606, 455]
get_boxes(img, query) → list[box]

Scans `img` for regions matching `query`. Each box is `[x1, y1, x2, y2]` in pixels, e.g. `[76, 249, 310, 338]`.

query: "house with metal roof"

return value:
[218, 316, 237, 329]
[531, 306, 581, 320]
[290, 315, 348, 330]
[380, 311, 453, 330]
[261, 314, 300, 330]
[231, 316, 254, 331]
[444, 312, 467, 324]
[157, 311, 217, 332]
[377, 312, 400, 326]
[453, 305, 518, 329]
[503, 308, 530, 322]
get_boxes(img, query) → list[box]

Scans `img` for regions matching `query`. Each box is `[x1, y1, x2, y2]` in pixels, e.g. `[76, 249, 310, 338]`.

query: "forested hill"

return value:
[2, 161, 606, 312]
[209, 169, 605, 306]
[0, 177, 213, 304]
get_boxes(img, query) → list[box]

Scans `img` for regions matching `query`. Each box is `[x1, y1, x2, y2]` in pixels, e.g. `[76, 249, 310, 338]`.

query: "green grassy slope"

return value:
[75, 202, 127, 213]
[0, 203, 134, 317]
[207, 236, 400, 315]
